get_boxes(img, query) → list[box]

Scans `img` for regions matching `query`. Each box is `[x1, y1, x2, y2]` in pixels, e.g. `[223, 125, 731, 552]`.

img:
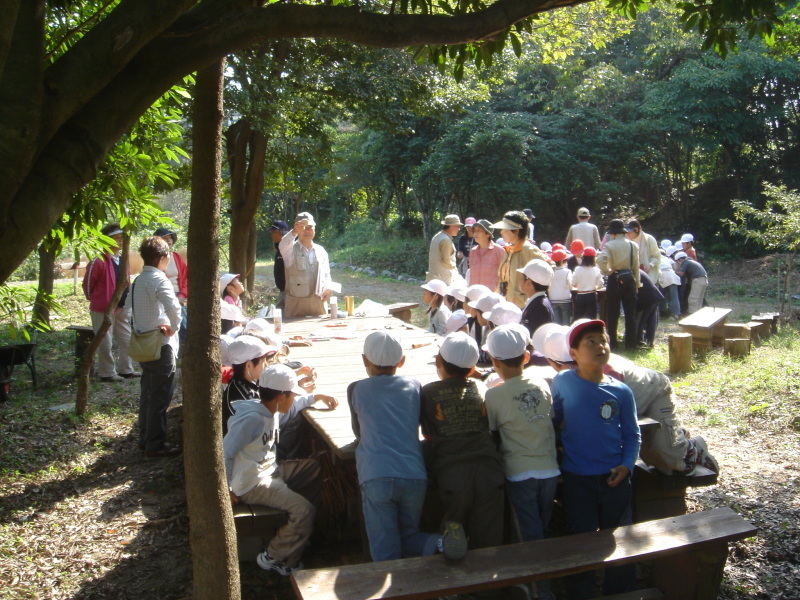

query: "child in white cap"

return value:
[348, 331, 467, 562]
[420, 333, 504, 550]
[224, 364, 337, 576]
[222, 335, 276, 435]
[517, 259, 556, 337]
[483, 324, 559, 600]
[420, 279, 452, 336]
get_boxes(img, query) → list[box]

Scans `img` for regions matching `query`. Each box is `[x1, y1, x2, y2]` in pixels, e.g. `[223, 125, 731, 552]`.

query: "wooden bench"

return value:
[678, 307, 732, 349]
[292, 507, 755, 600]
[632, 460, 718, 523]
[385, 303, 419, 324]
[232, 503, 288, 561]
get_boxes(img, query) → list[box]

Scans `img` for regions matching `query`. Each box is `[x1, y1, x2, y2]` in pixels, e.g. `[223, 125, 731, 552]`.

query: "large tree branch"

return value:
[0, 0, 44, 234]
[40, 0, 198, 149]
[0, 0, 21, 80]
[0, 0, 593, 282]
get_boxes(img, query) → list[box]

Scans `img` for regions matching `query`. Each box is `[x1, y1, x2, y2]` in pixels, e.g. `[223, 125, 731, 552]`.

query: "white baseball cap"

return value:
[674, 251, 688, 260]
[363, 330, 404, 368]
[296, 211, 317, 227]
[220, 334, 234, 366]
[484, 324, 531, 360]
[542, 327, 572, 363]
[464, 284, 492, 302]
[443, 310, 469, 336]
[539, 241, 552, 253]
[680, 233, 694, 243]
[532, 323, 562, 355]
[228, 335, 271, 365]
[421, 279, 449, 297]
[449, 285, 467, 302]
[468, 292, 504, 313]
[219, 273, 240, 295]
[259, 363, 305, 394]
[577, 207, 591, 217]
[484, 301, 522, 326]
[661, 239, 673, 250]
[244, 318, 272, 335]
[666, 245, 680, 257]
[517, 259, 554, 286]
[226, 325, 244, 339]
[439, 332, 479, 369]
[220, 299, 245, 322]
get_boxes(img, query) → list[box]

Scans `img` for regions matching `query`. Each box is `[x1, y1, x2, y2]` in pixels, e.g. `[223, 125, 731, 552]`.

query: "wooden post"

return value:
[723, 323, 751, 340]
[724, 338, 750, 357]
[747, 321, 764, 346]
[669, 333, 693, 373]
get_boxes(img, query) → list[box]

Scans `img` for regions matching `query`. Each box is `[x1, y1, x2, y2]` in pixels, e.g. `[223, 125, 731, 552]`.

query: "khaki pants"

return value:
[240, 459, 322, 566]
[284, 294, 325, 318]
[90, 306, 134, 378]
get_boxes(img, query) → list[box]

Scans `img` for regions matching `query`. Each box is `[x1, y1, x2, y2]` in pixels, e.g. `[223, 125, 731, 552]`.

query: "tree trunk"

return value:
[75, 238, 130, 416]
[33, 242, 56, 327]
[183, 57, 240, 600]
[226, 119, 267, 307]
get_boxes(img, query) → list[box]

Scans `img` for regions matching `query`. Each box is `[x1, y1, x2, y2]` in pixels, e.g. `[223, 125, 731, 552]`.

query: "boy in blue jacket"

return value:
[551, 319, 641, 599]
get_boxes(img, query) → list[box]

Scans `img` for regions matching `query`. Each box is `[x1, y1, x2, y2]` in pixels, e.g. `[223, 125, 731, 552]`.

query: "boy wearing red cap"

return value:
[551, 319, 640, 599]
[548, 249, 573, 325]
[572, 247, 603, 319]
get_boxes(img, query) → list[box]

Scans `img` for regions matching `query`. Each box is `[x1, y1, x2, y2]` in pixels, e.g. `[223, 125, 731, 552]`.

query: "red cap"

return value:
[570, 240, 585, 254]
[551, 249, 568, 263]
[552, 243, 566, 251]
[568, 318, 606, 348]
[582, 247, 597, 257]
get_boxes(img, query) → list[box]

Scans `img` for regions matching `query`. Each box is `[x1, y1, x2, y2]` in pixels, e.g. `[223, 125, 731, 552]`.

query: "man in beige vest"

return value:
[426, 214, 462, 285]
[279, 212, 333, 317]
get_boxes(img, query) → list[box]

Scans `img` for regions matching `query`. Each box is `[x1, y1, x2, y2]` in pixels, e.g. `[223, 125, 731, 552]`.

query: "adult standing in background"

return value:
[154, 227, 188, 347]
[625, 219, 660, 274]
[131, 236, 182, 458]
[597, 219, 640, 350]
[494, 211, 550, 308]
[82, 223, 138, 382]
[279, 212, 333, 318]
[674, 252, 708, 314]
[467, 219, 505, 291]
[426, 214, 462, 285]
[457, 217, 476, 277]
[269, 220, 290, 309]
[565, 207, 602, 250]
[523, 208, 536, 242]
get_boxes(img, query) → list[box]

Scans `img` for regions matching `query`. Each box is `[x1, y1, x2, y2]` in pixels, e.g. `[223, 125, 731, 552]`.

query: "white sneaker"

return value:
[692, 436, 719, 473]
[256, 551, 302, 576]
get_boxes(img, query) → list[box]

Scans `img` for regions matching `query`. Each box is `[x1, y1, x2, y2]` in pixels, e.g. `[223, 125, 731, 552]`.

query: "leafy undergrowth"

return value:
[1, 273, 799, 599]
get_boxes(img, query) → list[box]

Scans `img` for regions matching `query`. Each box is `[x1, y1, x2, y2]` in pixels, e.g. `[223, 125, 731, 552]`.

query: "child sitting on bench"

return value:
[224, 364, 338, 576]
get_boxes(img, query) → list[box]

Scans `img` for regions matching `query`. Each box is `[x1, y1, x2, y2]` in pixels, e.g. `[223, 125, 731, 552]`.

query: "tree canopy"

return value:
[0, 0, 789, 283]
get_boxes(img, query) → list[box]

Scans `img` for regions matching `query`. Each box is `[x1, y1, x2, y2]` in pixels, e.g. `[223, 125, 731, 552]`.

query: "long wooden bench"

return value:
[292, 507, 756, 600]
[233, 503, 288, 561]
[632, 460, 718, 523]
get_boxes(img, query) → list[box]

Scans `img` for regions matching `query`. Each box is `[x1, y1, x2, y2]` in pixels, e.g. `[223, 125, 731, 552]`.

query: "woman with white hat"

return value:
[493, 211, 550, 309]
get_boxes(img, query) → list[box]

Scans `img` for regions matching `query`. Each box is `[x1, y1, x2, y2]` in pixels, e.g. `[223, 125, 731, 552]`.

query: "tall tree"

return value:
[0, 0, 785, 283]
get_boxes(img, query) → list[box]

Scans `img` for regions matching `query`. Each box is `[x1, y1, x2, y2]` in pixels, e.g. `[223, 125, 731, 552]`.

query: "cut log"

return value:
[746, 321, 765, 346]
[724, 338, 750, 357]
[669, 333, 693, 373]
[723, 323, 751, 340]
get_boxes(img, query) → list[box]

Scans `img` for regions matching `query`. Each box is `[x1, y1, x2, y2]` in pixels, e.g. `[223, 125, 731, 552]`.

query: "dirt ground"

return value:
[1, 261, 798, 599]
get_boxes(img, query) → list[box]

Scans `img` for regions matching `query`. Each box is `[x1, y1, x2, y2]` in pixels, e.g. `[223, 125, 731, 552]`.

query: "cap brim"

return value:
[568, 319, 606, 347]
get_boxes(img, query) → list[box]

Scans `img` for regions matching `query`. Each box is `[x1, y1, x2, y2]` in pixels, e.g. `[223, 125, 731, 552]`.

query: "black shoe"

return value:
[143, 443, 181, 458]
[119, 372, 142, 379]
[440, 521, 468, 560]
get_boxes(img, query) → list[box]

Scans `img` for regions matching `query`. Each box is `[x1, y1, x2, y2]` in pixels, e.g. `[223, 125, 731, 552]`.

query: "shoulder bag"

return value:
[616, 242, 636, 286]
[128, 280, 163, 362]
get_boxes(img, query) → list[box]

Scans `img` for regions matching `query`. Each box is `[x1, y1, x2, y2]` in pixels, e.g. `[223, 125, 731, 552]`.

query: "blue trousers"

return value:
[361, 478, 439, 562]
[562, 472, 636, 599]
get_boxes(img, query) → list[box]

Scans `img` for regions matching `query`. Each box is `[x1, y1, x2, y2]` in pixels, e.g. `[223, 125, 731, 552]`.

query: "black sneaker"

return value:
[439, 521, 468, 561]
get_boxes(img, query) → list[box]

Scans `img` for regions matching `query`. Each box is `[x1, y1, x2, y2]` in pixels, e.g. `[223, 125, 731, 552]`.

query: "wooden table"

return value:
[281, 315, 440, 460]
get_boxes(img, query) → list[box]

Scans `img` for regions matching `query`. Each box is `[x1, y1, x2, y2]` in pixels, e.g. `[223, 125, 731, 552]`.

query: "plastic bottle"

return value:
[273, 308, 282, 333]
[329, 296, 338, 319]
